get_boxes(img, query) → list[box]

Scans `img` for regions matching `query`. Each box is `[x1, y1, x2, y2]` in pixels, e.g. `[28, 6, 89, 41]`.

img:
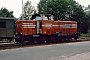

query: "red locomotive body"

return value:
[16, 20, 37, 35]
[57, 21, 77, 34]
[15, 14, 78, 44]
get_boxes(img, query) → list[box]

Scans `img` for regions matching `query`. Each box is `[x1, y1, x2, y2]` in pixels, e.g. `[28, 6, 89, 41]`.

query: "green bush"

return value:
[80, 34, 90, 37]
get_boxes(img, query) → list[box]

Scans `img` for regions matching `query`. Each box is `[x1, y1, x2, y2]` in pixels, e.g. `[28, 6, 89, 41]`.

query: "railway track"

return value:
[0, 37, 90, 50]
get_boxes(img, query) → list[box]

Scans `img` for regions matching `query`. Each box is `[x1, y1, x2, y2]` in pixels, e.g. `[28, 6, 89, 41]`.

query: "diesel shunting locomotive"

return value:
[15, 14, 78, 44]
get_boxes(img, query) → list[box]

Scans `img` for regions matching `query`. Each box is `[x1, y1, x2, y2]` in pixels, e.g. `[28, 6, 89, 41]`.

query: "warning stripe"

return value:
[22, 25, 36, 28]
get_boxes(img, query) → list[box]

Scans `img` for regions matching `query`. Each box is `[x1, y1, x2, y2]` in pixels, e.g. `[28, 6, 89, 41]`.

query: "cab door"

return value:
[36, 20, 42, 34]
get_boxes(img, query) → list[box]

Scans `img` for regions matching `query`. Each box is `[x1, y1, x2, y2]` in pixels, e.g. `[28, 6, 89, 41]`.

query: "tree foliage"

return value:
[20, 0, 36, 20]
[85, 5, 90, 29]
[85, 5, 90, 18]
[37, 0, 89, 33]
[0, 7, 14, 17]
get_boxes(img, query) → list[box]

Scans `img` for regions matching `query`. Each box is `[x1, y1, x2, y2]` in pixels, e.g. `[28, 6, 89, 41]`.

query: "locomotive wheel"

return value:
[66, 37, 71, 42]
[28, 38, 35, 44]
[17, 37, 24, 45]
[50, 36, 56, 42]
[72, 34, 78, 41]
[32, 37, 39, 44]
[61, 36, 67, 42]
[33, 38, 37, 44]
[39, 36, 47, 43]
[28, 41, 35, 44]
[58, 37, 63, 42]
[73, 37, 78, 41]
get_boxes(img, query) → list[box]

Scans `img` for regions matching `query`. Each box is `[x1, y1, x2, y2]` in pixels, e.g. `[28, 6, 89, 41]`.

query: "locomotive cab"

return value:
[31, 14, 54, 34]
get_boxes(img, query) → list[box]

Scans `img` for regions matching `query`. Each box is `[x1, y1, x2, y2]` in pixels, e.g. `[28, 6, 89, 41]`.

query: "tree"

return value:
[85, 5, 90, 20]
[38, 0, 77, 20]
[0, 7, 14, 17]
[85, 5, 90, 29]
[85, 5, 90, 15]
[37, 0, 89, 33]
[20, 0, 36, 20]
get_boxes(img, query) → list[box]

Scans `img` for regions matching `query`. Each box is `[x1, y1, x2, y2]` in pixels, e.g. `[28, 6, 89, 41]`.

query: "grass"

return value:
[80, 30, 90, 37]
[0, 39, 10, 43]
[80, 33, 90, 37]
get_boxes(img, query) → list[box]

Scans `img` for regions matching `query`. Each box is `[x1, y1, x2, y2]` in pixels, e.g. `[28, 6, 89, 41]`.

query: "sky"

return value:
[0, 0, 90, 18]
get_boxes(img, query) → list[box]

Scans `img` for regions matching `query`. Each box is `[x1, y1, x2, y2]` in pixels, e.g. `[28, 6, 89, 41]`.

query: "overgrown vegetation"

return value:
[80, 30, 90, 37]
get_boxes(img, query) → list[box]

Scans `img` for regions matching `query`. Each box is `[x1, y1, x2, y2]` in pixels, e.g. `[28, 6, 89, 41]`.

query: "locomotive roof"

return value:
[18, 20, 36, 21]
[58, 21, 77, 22]
[0, 17, 15, 20]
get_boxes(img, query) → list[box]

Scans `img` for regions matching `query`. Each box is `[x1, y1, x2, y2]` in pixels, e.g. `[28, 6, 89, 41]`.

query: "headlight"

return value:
[20, 33, 22, 34]
[44, 32, 46, 34]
